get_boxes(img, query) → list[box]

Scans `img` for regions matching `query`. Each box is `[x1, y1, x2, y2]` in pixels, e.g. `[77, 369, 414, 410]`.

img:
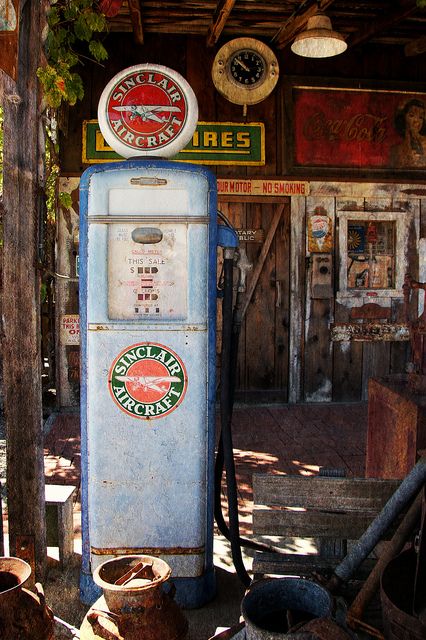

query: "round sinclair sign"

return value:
[108, 342, 188, 420]
[98, 64, 198, 158]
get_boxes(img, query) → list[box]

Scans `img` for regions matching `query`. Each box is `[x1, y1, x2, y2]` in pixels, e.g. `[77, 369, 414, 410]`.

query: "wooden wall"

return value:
[58, 33, 426, 405]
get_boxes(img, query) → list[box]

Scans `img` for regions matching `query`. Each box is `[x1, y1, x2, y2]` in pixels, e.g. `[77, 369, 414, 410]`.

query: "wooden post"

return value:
[0, 0, 47, 579]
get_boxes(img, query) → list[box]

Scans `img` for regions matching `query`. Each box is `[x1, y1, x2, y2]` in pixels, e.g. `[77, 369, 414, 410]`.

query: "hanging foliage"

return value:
[37, 0, 109, 108]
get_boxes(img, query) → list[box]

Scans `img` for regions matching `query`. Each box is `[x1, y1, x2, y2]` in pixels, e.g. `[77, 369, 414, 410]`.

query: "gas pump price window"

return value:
[108, 223, 188, 320]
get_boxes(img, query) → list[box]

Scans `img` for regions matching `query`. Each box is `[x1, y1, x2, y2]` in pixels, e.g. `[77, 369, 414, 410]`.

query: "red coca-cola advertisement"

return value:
[290, 84, 426, 171]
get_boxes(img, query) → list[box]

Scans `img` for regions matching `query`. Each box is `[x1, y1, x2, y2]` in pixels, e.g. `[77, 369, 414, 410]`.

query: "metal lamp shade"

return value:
[291, 13, 347, 58]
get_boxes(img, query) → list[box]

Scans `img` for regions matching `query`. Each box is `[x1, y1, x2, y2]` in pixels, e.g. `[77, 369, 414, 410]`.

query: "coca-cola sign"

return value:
[288, 82, 426, 173]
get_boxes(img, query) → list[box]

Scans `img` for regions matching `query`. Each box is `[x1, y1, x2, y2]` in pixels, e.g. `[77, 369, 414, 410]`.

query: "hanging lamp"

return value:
[291, 12, 347, 58]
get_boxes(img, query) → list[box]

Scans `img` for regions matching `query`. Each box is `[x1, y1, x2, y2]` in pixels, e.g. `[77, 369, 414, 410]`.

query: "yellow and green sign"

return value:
[82, 120, 265, 165]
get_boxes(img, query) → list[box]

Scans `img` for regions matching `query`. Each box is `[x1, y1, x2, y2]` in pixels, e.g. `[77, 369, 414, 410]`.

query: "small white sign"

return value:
[60, 314, 80, 345]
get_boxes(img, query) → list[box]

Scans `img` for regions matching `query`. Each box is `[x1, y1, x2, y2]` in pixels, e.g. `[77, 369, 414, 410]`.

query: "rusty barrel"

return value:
[0, 556, 54, 640]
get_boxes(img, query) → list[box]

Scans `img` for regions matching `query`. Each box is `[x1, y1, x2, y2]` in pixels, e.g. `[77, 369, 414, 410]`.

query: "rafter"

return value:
[272, 0, 337, 49]
[345, 0, 417, 49]
[206, 0, 237, 48]
[128, 0, 143, 45]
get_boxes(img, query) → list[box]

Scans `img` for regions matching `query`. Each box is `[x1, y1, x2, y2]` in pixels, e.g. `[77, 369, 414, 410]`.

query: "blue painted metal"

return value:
[79, 159, 236, 607]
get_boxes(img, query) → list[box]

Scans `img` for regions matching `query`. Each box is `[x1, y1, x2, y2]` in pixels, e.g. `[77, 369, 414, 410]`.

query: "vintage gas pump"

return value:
[79, 65, 238, 608]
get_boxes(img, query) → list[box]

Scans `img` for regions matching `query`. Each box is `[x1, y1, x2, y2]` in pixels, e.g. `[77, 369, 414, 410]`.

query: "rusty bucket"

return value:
[380, 547, 426, 640]
[241, 577, 334, 640]
[0, 556, 55, 640]
[80, 555, 188, 640]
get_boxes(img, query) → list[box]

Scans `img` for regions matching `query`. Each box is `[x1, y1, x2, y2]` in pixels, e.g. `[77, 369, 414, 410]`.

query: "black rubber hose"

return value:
[214, 262, 289, 559]
[219, 253, 251, 587]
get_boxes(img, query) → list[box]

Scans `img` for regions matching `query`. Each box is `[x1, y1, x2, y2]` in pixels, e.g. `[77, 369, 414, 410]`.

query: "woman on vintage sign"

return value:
[390, 98, 426, 168]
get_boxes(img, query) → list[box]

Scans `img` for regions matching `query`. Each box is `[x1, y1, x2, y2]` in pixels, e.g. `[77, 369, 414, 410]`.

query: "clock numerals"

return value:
[229, 51, 265, 87]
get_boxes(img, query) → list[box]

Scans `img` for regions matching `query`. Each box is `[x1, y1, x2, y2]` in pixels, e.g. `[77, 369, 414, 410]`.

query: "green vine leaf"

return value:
[59, 191, 73, 209]
[38, 0, 109, 108]
[89, 39, 108, 62]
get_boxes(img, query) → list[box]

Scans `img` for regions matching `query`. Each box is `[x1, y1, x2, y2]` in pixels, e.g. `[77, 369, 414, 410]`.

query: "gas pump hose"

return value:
[215, 250, 287, 587]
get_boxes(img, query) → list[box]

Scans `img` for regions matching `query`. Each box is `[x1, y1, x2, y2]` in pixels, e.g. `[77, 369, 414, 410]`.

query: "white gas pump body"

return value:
[79, 159, 234, 607]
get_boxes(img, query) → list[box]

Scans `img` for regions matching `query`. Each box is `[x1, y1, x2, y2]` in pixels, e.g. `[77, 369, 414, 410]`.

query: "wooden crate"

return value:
[252, 474, 401, 578]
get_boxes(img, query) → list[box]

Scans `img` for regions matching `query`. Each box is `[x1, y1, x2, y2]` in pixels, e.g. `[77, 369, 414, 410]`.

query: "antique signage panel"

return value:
[286, 79, 426, 174]
[307, 208, 333, 252]
[331, 322, 409, 342]
[97, 64, 198, 158]
[177, 121, 264, 164]
[60, 314, 80, 345]
[0, 0, 19, 80]
[217, 178, 309, 196]
[108, 342, 188, 419]
[82, 120, 265, 165]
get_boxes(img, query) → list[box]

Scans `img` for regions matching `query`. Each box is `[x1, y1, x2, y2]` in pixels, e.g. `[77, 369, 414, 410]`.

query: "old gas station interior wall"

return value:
[56, 33, 426, 407]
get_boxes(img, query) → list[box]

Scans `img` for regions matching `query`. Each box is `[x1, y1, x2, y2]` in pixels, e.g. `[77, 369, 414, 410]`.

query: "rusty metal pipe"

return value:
[327, 456, 426, 592]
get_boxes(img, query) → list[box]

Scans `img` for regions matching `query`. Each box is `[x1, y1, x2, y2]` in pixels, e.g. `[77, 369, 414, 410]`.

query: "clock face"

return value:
[229, 50, 266, 87]
[211, 38, 279, 106]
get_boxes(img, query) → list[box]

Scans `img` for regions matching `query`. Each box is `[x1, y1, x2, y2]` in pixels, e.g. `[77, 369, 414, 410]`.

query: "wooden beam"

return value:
[206, 0, 236, 48]
[128, 0, 143, 45]
[1, 0, 47, 581]
[273, 0, 337, 50]
[405, 35, 426, 56]
[345, 0, 418, 49]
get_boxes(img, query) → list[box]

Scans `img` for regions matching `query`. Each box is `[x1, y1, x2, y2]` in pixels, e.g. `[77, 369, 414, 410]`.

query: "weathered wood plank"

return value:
[206, 0, 237, 47]
[331, 300, 363, 403]
[253, 508, 387, 539]
[253, 552, 376, 578]
[361, 342, 391, 401]
[1, 0, 47, 580]
[253, 474, 401, 510]
[252, 473, 402, 578]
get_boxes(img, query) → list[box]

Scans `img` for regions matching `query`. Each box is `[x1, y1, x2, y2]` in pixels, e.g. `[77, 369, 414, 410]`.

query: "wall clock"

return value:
[211, 38, 279, 107]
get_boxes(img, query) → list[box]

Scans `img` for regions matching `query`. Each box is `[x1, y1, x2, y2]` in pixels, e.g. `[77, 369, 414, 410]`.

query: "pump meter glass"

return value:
[108, 224, 188, 320]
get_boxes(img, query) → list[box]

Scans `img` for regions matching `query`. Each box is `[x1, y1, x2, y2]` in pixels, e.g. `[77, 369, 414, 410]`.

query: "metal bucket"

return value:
[381, 548, 426, 640]
[0, 557, 54, 640]
[81, 555, 188, 639]
[241, 577, 333, 640]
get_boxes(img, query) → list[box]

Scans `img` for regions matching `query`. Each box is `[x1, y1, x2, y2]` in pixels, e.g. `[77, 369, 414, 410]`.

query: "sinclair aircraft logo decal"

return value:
[108, 342, 188, 419]
[98, 63, 198, 158]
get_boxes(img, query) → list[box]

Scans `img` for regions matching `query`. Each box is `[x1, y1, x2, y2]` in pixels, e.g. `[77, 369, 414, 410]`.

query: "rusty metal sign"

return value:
[0, 0, 19, 80]
[331, 322, 409, 342]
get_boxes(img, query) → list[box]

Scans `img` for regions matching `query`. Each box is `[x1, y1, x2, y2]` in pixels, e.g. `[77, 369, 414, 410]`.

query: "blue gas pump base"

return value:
[80, 566, 216, 609]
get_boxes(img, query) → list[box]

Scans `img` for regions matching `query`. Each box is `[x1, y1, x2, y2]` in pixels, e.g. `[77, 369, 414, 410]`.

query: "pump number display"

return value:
[108, 224, 187, 320]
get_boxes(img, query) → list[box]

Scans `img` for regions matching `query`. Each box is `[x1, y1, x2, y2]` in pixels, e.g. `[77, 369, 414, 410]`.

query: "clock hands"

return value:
[234, 56, 250, 72]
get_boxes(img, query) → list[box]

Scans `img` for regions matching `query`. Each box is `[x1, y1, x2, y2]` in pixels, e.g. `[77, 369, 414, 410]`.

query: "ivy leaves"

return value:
[37, 0, 109, 108]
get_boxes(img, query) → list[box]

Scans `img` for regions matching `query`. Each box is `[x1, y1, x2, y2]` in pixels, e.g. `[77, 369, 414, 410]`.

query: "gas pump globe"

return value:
[79, 64, 237, 608]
